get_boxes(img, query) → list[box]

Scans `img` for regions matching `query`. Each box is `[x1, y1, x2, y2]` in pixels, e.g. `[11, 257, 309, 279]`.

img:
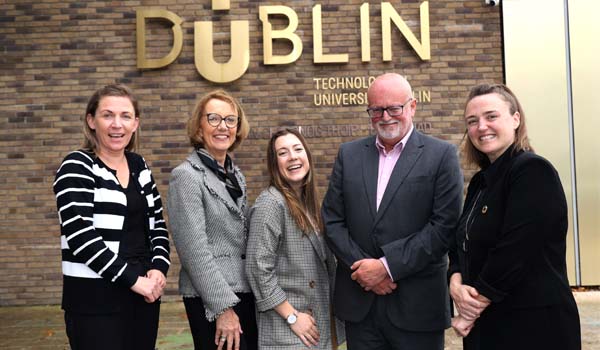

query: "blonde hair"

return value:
[187, 89, 249, 151]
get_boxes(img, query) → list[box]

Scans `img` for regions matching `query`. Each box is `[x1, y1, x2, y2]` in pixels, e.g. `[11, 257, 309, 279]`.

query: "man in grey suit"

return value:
[322, 73, 463, 349]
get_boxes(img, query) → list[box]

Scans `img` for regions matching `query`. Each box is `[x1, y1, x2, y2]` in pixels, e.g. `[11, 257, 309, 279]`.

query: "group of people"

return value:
[53, 73, 581, 350]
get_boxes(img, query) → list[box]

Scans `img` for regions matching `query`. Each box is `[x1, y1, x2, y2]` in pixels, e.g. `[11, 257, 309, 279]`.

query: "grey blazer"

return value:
[168, 150, 250, 321]
[322, 131, 463, 331]
[246, 187, 344, 350]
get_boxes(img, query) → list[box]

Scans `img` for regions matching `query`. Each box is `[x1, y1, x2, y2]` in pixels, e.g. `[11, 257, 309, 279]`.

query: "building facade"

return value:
[0, 0, 596, 306]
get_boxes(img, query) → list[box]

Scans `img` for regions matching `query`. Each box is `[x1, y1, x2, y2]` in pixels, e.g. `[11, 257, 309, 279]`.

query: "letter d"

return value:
[136, 8, 183, 69]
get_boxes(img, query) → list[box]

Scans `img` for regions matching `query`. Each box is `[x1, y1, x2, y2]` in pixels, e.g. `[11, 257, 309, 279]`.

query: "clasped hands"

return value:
[130, 269, 166, 303]
[449, 277, 490, 337]
[350, 258, 397, 295]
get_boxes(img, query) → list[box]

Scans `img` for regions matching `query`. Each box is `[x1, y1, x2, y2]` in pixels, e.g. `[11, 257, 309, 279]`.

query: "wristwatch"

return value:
[286, 311, 298, 325]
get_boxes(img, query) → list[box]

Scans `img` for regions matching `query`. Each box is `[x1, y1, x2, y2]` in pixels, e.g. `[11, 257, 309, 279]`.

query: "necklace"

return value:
[463, 189, 482, 252]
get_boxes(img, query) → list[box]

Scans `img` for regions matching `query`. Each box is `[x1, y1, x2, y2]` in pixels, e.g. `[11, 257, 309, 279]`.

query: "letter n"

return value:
[381, 1, 430, 61]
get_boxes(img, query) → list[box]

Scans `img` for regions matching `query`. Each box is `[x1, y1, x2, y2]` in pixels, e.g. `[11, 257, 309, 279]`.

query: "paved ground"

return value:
[1, 292, 598, 349]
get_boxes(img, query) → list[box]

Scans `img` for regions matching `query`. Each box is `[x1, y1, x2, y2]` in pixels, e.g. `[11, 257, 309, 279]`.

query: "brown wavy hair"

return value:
[463, 83, 533, 168]
[187, 89, 249, 151]
[267, 128, 322, 234]
[83, 84, 140, 152]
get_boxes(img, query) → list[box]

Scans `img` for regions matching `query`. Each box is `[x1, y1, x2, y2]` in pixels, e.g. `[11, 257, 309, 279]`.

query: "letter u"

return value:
[194, 20, 249, 83]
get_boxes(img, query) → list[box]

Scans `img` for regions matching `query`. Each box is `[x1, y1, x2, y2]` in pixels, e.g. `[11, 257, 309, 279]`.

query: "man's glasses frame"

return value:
[366, 98, 413, 119]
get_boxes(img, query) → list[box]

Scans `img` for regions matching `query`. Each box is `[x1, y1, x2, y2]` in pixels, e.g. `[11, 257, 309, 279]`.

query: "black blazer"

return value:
[322, 131, 463, 331]
[448, 148, 580, 349]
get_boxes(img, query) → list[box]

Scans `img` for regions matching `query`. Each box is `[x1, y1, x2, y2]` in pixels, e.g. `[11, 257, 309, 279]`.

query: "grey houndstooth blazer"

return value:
[168, 150, 251, 321]
[246, 187, 344, 350]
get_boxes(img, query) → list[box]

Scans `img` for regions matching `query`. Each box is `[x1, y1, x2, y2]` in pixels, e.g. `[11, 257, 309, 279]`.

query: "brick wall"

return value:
[0, 0, 503, 306]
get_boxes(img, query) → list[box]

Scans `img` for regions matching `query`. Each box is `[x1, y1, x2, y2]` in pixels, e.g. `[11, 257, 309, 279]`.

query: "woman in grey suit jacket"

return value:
[168, 90, 257, 350]
[246, 128, 344, 350]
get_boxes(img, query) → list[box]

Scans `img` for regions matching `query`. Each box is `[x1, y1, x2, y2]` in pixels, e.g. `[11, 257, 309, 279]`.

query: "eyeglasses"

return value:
[366, 98, 413, 119]
[206, 113, 239, 129]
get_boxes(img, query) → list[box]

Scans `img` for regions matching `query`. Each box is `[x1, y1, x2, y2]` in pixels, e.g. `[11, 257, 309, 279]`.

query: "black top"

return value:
[120, 172, 151, 260]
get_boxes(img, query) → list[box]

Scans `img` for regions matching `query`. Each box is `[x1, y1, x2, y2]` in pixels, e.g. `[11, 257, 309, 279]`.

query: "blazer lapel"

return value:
[187, 152, 244, 217]
[374, 131, 424, 223]
[233, 167, 247, 213]
[324, 244, 337, 281]
[362, 138, 379, 220]
[306, 232, 328, 269]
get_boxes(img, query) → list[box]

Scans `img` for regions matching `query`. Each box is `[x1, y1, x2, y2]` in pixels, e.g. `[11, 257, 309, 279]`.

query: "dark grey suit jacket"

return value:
[322, 130, 463, 331]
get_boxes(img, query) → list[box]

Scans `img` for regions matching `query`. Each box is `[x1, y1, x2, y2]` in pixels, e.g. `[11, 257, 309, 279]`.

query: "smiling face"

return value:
[367, 74, 416, 150]
[274, 133, 310, 193]
[465, 93, 521, 163]
[86, 96, 139, 157]
[200, 98, 238, 162]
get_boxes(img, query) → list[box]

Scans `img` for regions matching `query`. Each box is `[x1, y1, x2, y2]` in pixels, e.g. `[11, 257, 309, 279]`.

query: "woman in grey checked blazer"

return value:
[246, 128, 344, 350]
[168, 90, 257, 350]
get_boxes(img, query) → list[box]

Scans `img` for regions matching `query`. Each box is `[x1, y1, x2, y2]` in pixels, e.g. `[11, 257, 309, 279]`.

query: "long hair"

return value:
[267, 128, 322, 234]
[187, 89, 250, 152]
[83, 84, 140, 152]
[463, 83, 533, 168]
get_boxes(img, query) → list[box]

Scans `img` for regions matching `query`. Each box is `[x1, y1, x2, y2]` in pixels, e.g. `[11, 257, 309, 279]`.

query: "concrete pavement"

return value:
[1, 292, 598, 349]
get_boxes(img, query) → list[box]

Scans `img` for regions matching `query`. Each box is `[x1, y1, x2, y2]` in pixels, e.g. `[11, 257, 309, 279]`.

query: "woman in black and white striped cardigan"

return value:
[53, 84, 170, 350]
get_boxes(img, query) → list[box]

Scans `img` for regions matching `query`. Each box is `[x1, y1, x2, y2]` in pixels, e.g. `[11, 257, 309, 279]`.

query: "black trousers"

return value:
[64, 291, 160, 350]
[184, 293, 258, 350]
[64, 258, 160, 350]
[345, 296, 444, 350]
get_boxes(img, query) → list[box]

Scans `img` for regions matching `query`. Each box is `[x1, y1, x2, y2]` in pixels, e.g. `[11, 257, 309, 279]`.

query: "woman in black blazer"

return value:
[448, 83, 581, 350]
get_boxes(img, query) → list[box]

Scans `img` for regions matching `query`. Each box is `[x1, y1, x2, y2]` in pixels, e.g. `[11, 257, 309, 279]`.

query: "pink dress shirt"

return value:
[376, 125, 414, 278]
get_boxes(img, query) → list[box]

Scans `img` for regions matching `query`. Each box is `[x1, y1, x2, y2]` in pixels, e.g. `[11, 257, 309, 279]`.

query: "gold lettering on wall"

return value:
[414, 89, 431, 103]
[313, 76, 375, 90]
[312, 75, 431, 106]
[212, 0, 230, 11]
[382, 1, 430, 61]
[313, 5, 349, 63]
[260, 6, 303, 65]
[360, 3, 371, 62]
[135, 2, 433, 82]
[194, 20, 250, 83]
[136, 9, 183, 69]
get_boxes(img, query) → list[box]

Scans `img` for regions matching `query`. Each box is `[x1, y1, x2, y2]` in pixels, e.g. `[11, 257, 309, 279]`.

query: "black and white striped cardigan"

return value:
[53, 150, 170, 312]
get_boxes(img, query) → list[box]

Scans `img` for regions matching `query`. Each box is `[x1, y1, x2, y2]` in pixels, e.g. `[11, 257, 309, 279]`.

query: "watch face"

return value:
[287, 313, 297, 325]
